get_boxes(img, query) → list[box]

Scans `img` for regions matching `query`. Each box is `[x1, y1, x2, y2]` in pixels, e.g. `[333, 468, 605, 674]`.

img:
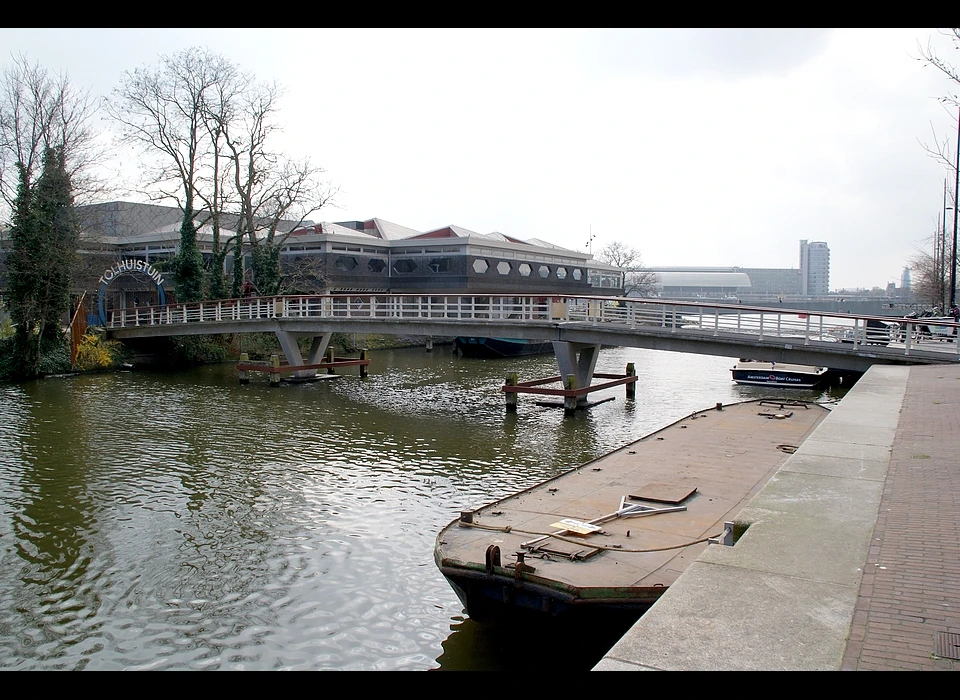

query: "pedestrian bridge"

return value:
[104, 294, 960, 373]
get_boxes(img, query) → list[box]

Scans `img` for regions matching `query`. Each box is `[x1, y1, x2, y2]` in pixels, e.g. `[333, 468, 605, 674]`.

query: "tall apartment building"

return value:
[799, 240, 830, 296]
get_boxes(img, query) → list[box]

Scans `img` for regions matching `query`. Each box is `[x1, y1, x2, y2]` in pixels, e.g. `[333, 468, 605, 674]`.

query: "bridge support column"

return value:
[275, 330, 333, 379]
[552, 341, 601, 407]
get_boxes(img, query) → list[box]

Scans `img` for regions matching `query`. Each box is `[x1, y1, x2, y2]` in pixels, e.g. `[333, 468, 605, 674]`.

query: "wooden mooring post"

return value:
[564, 374, 578, 415]
[360, 348, 369, 378]
[239, 353, 250, 384]
[270, 354, 281, 387]
[505, 372, 518, 412]
[626, 362, 636, 399]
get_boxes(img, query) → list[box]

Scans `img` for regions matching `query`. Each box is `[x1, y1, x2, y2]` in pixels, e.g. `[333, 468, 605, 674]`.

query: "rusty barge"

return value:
[434, 399, 830, 621]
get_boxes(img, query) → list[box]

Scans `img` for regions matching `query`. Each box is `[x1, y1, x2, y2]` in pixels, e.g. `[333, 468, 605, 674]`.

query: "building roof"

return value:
[654, 271, 752, 288]
[365, 218, 424, 240]
[70, 201, 602, 267]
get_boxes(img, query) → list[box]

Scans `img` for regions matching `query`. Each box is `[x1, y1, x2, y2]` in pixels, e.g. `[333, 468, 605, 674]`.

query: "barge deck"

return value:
[435, 399, 830, 621]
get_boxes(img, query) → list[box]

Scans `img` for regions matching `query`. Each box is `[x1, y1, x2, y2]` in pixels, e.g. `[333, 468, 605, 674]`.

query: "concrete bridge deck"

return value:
[105, 294, 960, 372]
[595, 362, 960, 671]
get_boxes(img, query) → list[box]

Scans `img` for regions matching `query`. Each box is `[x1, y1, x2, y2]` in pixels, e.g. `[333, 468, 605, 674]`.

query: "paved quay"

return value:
[595, 362, 960, 671]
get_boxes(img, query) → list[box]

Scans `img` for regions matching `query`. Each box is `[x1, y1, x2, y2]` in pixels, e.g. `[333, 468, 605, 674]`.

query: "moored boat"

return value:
[454, 337, 554, 358]
[435, 399, 830, 621]
[731, 360, 828, 389]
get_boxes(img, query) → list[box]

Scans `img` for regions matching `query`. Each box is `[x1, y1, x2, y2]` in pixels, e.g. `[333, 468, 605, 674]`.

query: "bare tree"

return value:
[596, 241, 658, 297]
[107, 48, 245, 301]
[220, 81, 335, 295]
[910, 230, 951, 309]
[107, 48, 335, 300]
[107, 47, 241, 214]
[918, 29, 960, 105]
[0, 53, 101, 219]
[917, 30, 960, 303]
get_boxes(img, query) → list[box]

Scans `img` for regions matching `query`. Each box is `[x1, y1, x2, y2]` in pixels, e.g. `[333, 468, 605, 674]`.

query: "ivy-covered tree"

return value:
[7, 147, 78, 377]
[7, 162, 39, 376]
[175, 208, 206, 302]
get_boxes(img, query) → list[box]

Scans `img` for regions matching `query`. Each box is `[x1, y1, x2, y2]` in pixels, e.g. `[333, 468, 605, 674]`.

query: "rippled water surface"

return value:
[0, 345, 845, 670]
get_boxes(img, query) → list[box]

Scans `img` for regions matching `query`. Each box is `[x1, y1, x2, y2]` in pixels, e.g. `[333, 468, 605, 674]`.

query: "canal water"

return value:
[0, 344, 847, 670]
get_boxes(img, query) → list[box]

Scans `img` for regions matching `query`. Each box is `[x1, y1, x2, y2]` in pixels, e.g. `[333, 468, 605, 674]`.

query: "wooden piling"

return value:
[239, 352, 249, 384]
[564, 374, 578, 415]
[426, 336, 434, 352]
[505, 372, 518, 412]
[626, 362, 636, 399]
[270, 354, 281, 386]
[360, 348, 369, 378]
[326, 347, 336, 374]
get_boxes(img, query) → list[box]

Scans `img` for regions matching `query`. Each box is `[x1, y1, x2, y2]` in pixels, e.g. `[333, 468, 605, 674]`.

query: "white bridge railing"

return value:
[106, 294, 960, 360]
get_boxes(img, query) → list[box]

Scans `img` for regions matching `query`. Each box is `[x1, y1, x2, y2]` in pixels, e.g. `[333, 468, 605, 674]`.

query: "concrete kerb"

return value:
[594, 364, 911, 671]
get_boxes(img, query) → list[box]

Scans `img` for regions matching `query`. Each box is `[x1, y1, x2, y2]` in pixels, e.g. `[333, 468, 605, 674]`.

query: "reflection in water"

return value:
[435, 613, 642, 671]
[0, 346, 846, 670]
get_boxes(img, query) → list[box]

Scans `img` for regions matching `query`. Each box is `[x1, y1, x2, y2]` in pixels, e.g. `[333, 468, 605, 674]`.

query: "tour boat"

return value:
[730, 360, 829, 389]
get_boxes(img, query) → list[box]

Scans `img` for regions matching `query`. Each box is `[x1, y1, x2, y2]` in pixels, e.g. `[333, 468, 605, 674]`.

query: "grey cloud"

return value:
[579, 29, 834, 80]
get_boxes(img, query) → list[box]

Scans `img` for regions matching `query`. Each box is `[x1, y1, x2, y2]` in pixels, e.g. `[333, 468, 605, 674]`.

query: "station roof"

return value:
[655, 271, 752, 288]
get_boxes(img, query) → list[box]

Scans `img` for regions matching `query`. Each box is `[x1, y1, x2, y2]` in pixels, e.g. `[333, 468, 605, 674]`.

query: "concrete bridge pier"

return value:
[552, 341, 602, 408]
[275, 330, 333, 379]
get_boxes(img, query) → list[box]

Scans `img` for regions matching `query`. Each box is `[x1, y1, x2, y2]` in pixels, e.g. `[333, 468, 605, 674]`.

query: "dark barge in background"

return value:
[454, 337, 554, 358]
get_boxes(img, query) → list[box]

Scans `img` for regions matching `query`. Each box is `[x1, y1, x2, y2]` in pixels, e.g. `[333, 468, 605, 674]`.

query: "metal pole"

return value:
[942, 180, 948, 308]
[952, 108, 960, 308]
[936, 212, 942, 307]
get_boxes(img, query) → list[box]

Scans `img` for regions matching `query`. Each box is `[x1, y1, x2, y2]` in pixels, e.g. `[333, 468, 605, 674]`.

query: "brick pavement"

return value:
[841, 364, 960, 671]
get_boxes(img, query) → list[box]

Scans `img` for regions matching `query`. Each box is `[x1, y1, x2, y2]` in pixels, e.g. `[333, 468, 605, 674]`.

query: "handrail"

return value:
[104, 294, 960, 362]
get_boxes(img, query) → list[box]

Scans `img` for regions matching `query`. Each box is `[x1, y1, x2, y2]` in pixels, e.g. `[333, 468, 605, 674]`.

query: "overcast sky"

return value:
[2, 28, 958, 291]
